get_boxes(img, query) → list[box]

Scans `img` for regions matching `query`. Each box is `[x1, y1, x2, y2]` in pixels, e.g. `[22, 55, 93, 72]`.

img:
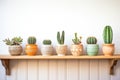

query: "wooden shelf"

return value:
[0, 54, 120, 59]
[0, 54, 120, 76]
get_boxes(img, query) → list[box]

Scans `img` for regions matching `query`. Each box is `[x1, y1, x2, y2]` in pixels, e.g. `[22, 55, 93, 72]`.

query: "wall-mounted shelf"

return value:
[0, 54, 120, 76]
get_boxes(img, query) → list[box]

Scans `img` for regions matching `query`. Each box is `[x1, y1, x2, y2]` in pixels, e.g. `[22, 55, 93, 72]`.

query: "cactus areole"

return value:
[57, 31, 65, 45]
[103, 25, 113, 44]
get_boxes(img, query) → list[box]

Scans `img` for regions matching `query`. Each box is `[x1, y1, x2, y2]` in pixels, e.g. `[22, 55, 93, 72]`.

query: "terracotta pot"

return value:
[102, 44, 114, 56]
[25, 44, 38, 56]
[41, 45, 53, 56]
[71, 44, 83, 56]
[56, 45, 67, 56]
[9, 45, 23, 56]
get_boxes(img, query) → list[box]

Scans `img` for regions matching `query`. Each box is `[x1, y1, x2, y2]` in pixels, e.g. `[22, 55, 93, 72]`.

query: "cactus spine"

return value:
[57, 31, 65, 45]
[103, 25, 113, 44]
[87, 36, 97, 44]
[72, 33, 82, 44]
[28, 36, 36, 44]
[43, 39, 52, 45]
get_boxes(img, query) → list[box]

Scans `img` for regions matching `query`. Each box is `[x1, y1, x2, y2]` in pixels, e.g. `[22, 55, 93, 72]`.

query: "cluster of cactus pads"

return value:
[43, 39, 52, 45]
[103, 25, 113, 44]
[72, 33, 82, 44]
[57, 31, 65, 44]
[28, 36, 36, 44]
[87, 36, 97, 44]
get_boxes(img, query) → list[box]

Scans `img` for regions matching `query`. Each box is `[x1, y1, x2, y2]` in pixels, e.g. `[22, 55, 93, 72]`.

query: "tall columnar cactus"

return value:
[72, 33, 82, 44]
[87, 36, 97, 44]
[103, 25, 113, 44]
[28, 36, 36, 44]
[57, 31, 65, 44]
[43, 39, 52, 45]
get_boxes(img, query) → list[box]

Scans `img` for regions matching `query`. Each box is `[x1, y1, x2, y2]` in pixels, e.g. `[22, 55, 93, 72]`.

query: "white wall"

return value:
[0, 0, 120, 80]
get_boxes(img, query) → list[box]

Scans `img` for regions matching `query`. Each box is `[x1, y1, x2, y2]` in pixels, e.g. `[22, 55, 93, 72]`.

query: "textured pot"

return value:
[25, 44, 38, 56]
[102, 44, 114, 56]
[86, 44, 99, 56]
[9, 45, 23, 56]
[71, 44, 83, 56]
[56, 45, 67, 56]
[41, 45, 53, 56]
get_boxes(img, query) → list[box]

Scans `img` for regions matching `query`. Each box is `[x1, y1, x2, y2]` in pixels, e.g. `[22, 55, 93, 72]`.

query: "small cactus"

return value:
[103, 25, 113, 44]
[57, 30, 65, 44]
[72, 33, 82, 44]
[87, 36, 97, 44]
[43, 39, 52, 45]
[28, 36, 36, 44]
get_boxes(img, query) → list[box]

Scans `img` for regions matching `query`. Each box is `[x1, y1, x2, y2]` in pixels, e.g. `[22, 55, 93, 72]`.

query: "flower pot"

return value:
[9, 45, 23, 56]
[71, 44, 83, 56]
[102, 44, 114, 56]
[25, 44, 38, 56]
[86, 44, 99, 56]
[56, 45, 67, 56]
[41, 45, 53, 56]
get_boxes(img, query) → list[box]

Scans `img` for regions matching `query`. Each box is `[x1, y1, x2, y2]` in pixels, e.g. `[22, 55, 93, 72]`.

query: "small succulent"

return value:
[87, 36, 97, 44]
[43, 39, 52, 45]
[27, 36, 36, 44]
[3, 37, 23, 45]
[72, 33, 82, 44]
[57, 30, 65, 45]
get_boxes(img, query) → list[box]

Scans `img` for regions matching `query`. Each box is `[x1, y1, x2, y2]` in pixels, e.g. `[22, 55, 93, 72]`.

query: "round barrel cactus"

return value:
[87, 36, 97, 44]
[28, 36, 36, 44]
[43, 39, 52, 45]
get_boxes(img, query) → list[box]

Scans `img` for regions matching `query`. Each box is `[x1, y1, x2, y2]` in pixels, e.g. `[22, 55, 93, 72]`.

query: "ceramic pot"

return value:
[9, 45, 23, 56]
[56, 45, 67, 56]
[71, 44, 83, 56]
[102, 44, 114, 56]
[41, 45, 53, 56]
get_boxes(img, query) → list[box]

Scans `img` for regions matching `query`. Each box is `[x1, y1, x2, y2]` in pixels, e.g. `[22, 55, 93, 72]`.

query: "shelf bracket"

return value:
[110, 59, 118, 75]
[1, 59, 10, 75]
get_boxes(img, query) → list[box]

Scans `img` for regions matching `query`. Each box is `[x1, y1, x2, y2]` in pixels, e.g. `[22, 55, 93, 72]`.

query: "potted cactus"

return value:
[102, 25, 114, 56]
[56, 30, 67, 56]
[3, 37, 23, 56]
[70, 33, 83, 56]
[41, 39, 53, 56]
[25, 36, 38, 56]
[86, 36, 99, 56]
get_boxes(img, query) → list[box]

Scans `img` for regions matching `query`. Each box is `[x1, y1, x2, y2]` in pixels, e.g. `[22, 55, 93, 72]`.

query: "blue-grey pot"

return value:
[86, 44, 99, 56]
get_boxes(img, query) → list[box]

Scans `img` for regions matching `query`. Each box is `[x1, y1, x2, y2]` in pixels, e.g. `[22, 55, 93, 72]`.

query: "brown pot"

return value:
[9, 45, 23, 56]
[25, 44, 38, 56]
[71, 44, 83, 56]
[56, 45, 67, 56]
[102, 44, 114, 56]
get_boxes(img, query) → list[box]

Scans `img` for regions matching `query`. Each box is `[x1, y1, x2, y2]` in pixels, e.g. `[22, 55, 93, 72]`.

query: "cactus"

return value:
[43, 39, 52, 45]
[72, 33, 82, 44]
[57, 30, 65, 44]
[28, 36, 36, 44]
[87, 36, 97, 44]
[103, 25, 113, 44]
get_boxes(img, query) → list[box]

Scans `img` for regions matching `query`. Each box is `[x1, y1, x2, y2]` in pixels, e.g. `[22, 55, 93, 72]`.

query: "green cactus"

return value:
[72, 33, 82, 44]
[57, 30, 65, 44]
[28, 36, 36, 44]
[103, 25, 113, 44]
[43, 39, 52, 45]
[87, 36, 97, 44]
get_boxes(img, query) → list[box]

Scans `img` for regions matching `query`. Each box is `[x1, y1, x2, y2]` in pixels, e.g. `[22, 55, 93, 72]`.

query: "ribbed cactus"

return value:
[72, 33, 82, 44]
[43, 39, 52, 45]
[28, 36, 36, 44]
[57, 31, 65, 44]
[87, 36, 97, 44]
[103, 25, 113, 44]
